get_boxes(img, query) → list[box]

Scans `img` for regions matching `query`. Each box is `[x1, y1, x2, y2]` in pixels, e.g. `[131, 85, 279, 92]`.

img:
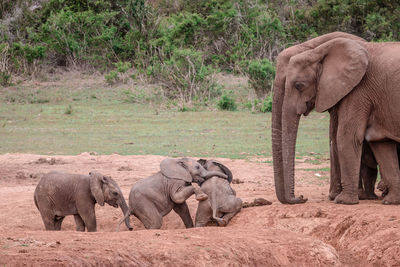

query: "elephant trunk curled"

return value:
[118, 197, 133, 230]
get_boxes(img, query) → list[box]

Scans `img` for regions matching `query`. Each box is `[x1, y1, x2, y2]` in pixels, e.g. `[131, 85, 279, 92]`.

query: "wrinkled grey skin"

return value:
[34, 171, 132, 232]
[195, 159, 242, 227]
[118, 158, 228, 230]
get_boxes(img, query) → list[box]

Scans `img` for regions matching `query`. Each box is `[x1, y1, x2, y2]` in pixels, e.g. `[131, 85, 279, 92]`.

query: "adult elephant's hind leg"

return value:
[369, 141, 400, 204]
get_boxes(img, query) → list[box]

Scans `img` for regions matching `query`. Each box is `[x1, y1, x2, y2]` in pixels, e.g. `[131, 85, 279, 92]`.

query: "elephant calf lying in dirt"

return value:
[118, 158, 228, 230]
[34, 171, 132, 232]
[195, 159, 243, 227]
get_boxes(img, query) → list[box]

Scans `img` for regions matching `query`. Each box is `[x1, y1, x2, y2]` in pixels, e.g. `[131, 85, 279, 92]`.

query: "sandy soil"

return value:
[0, 153, 399, 266]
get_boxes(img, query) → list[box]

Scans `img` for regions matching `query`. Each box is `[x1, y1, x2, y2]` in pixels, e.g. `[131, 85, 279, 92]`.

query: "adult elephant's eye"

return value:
[112, 191, 119, 196]
[294, 82, 305, 91]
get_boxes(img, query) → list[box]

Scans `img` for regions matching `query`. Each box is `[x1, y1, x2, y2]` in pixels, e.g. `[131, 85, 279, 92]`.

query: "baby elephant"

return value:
[118, 158, 228, 230]
[34, 171, 132, 232]
[195, 159, 242, 227]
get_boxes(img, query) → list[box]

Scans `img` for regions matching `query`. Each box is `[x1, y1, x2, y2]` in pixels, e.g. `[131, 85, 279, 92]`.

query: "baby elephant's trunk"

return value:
[118, 198, 133, 231]
[202, 170, 228, 180]
[117, 210, 131, 232]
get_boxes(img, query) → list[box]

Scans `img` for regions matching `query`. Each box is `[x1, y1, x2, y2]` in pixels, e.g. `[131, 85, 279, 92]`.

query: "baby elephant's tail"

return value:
[116, 210, 132, 232]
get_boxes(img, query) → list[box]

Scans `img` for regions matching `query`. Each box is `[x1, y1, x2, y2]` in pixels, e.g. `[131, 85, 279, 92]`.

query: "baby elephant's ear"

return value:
[197, 159, 208, 167]
[89, 172, 105, 206]
[160, 158, 192, 183]
[212, 161, 233, 183]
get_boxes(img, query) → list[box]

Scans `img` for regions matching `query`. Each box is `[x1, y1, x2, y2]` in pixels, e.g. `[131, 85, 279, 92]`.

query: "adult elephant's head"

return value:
[272, 32, 367, 204]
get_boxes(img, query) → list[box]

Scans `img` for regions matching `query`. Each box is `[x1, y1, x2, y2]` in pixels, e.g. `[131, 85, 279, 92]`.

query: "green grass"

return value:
[0, 77, 330, 159]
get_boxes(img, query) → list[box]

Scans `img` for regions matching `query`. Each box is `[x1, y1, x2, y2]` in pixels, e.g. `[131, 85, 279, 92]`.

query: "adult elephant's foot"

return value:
[382, 193, 400, 205]
[365, 193, 378, 200]
[329, 190, 340, 201]
[334, 192, 359, 204]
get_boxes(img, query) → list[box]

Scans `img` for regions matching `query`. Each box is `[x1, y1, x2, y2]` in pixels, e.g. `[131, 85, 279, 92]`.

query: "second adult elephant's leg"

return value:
[369, 141, 400, 204]
[329, 108, 342, 200]
[173, 202, 193, 228]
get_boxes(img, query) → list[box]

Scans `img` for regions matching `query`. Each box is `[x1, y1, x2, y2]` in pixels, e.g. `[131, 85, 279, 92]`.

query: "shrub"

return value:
[64, 105, 73, 115]
[259, 93, 273, 113]
[0, 71, 11, 87]
[244, 59, 275, 99]
[217, 93, 237, 111]
[155, 48, 218, 106]
[105, 61, 132, 85]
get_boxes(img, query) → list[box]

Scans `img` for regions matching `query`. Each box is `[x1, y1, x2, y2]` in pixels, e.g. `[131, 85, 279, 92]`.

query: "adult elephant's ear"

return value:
[315, 38, 369, 112]
[290, 38, 369, 113]
[211, 161, 233, 183]
[89, 172, 105, 206]
[160, 158, 192, 182]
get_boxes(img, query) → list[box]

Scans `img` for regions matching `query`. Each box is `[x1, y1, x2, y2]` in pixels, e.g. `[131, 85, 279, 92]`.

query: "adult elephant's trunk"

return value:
[118, 197, 133, 230]
[272, 49, 307, 204]
[272, 66, 287, 203]
[281, 103, 306, 204]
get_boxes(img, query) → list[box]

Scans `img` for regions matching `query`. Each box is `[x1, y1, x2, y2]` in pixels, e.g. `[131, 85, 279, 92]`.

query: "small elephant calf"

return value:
[118, 158, 228, 230]
[34, 171, 132, 232]
[195, 159, 242, 227]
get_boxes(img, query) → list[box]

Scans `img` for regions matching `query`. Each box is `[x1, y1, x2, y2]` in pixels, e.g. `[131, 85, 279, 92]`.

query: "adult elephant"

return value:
[272, 32, 400, 205]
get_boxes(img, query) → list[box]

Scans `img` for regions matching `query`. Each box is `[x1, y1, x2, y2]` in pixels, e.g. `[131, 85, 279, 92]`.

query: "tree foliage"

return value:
[1, 0, 399, 103]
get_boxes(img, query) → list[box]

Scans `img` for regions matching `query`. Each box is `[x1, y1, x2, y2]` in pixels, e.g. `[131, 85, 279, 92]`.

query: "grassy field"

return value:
[0, 73, 330, 159]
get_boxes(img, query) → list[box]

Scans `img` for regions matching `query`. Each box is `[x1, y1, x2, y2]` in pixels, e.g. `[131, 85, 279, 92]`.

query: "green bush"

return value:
[0, 71, 11, 87]
[244, 59, 276, 99]
[155, 48, 218, 105]
[260, 94, 273, 113]
[41, 8, 118, 67]
[217, 93, 237, 111]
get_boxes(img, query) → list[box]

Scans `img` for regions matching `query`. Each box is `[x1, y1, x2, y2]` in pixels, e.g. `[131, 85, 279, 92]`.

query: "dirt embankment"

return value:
[0, 153, 399, 266]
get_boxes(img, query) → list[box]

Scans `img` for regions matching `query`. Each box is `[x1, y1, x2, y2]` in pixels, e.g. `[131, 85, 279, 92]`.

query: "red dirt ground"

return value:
[0, 153, 399, 266]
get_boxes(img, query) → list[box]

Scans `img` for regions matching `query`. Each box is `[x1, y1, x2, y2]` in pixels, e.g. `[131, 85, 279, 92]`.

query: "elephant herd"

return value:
[34, 31, 400, 231]
[34, 158, 242, 232]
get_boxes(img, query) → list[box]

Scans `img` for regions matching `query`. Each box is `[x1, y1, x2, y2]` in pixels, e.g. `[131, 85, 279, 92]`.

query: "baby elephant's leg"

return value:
[173, 202, 194, 228]
[171, 183, 207, 203]
[195, 200, 212, 227]
[132, 201, 163, 229]
[218, 197, 242, 226]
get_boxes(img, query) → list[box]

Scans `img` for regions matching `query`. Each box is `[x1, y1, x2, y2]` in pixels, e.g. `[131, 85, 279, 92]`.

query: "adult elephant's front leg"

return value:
[369, 141, 400, 204]
[334, 125, 364, 204]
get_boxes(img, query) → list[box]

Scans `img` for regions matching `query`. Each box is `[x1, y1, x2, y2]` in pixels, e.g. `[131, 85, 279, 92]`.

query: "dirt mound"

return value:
[0, 153, 399, 266]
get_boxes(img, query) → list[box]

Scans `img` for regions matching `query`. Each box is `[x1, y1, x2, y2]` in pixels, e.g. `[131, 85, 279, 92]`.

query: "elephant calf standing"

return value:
[195, 159, 242, 227]
[118, 158, 228, 230]
[34, 171, 132, 232]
